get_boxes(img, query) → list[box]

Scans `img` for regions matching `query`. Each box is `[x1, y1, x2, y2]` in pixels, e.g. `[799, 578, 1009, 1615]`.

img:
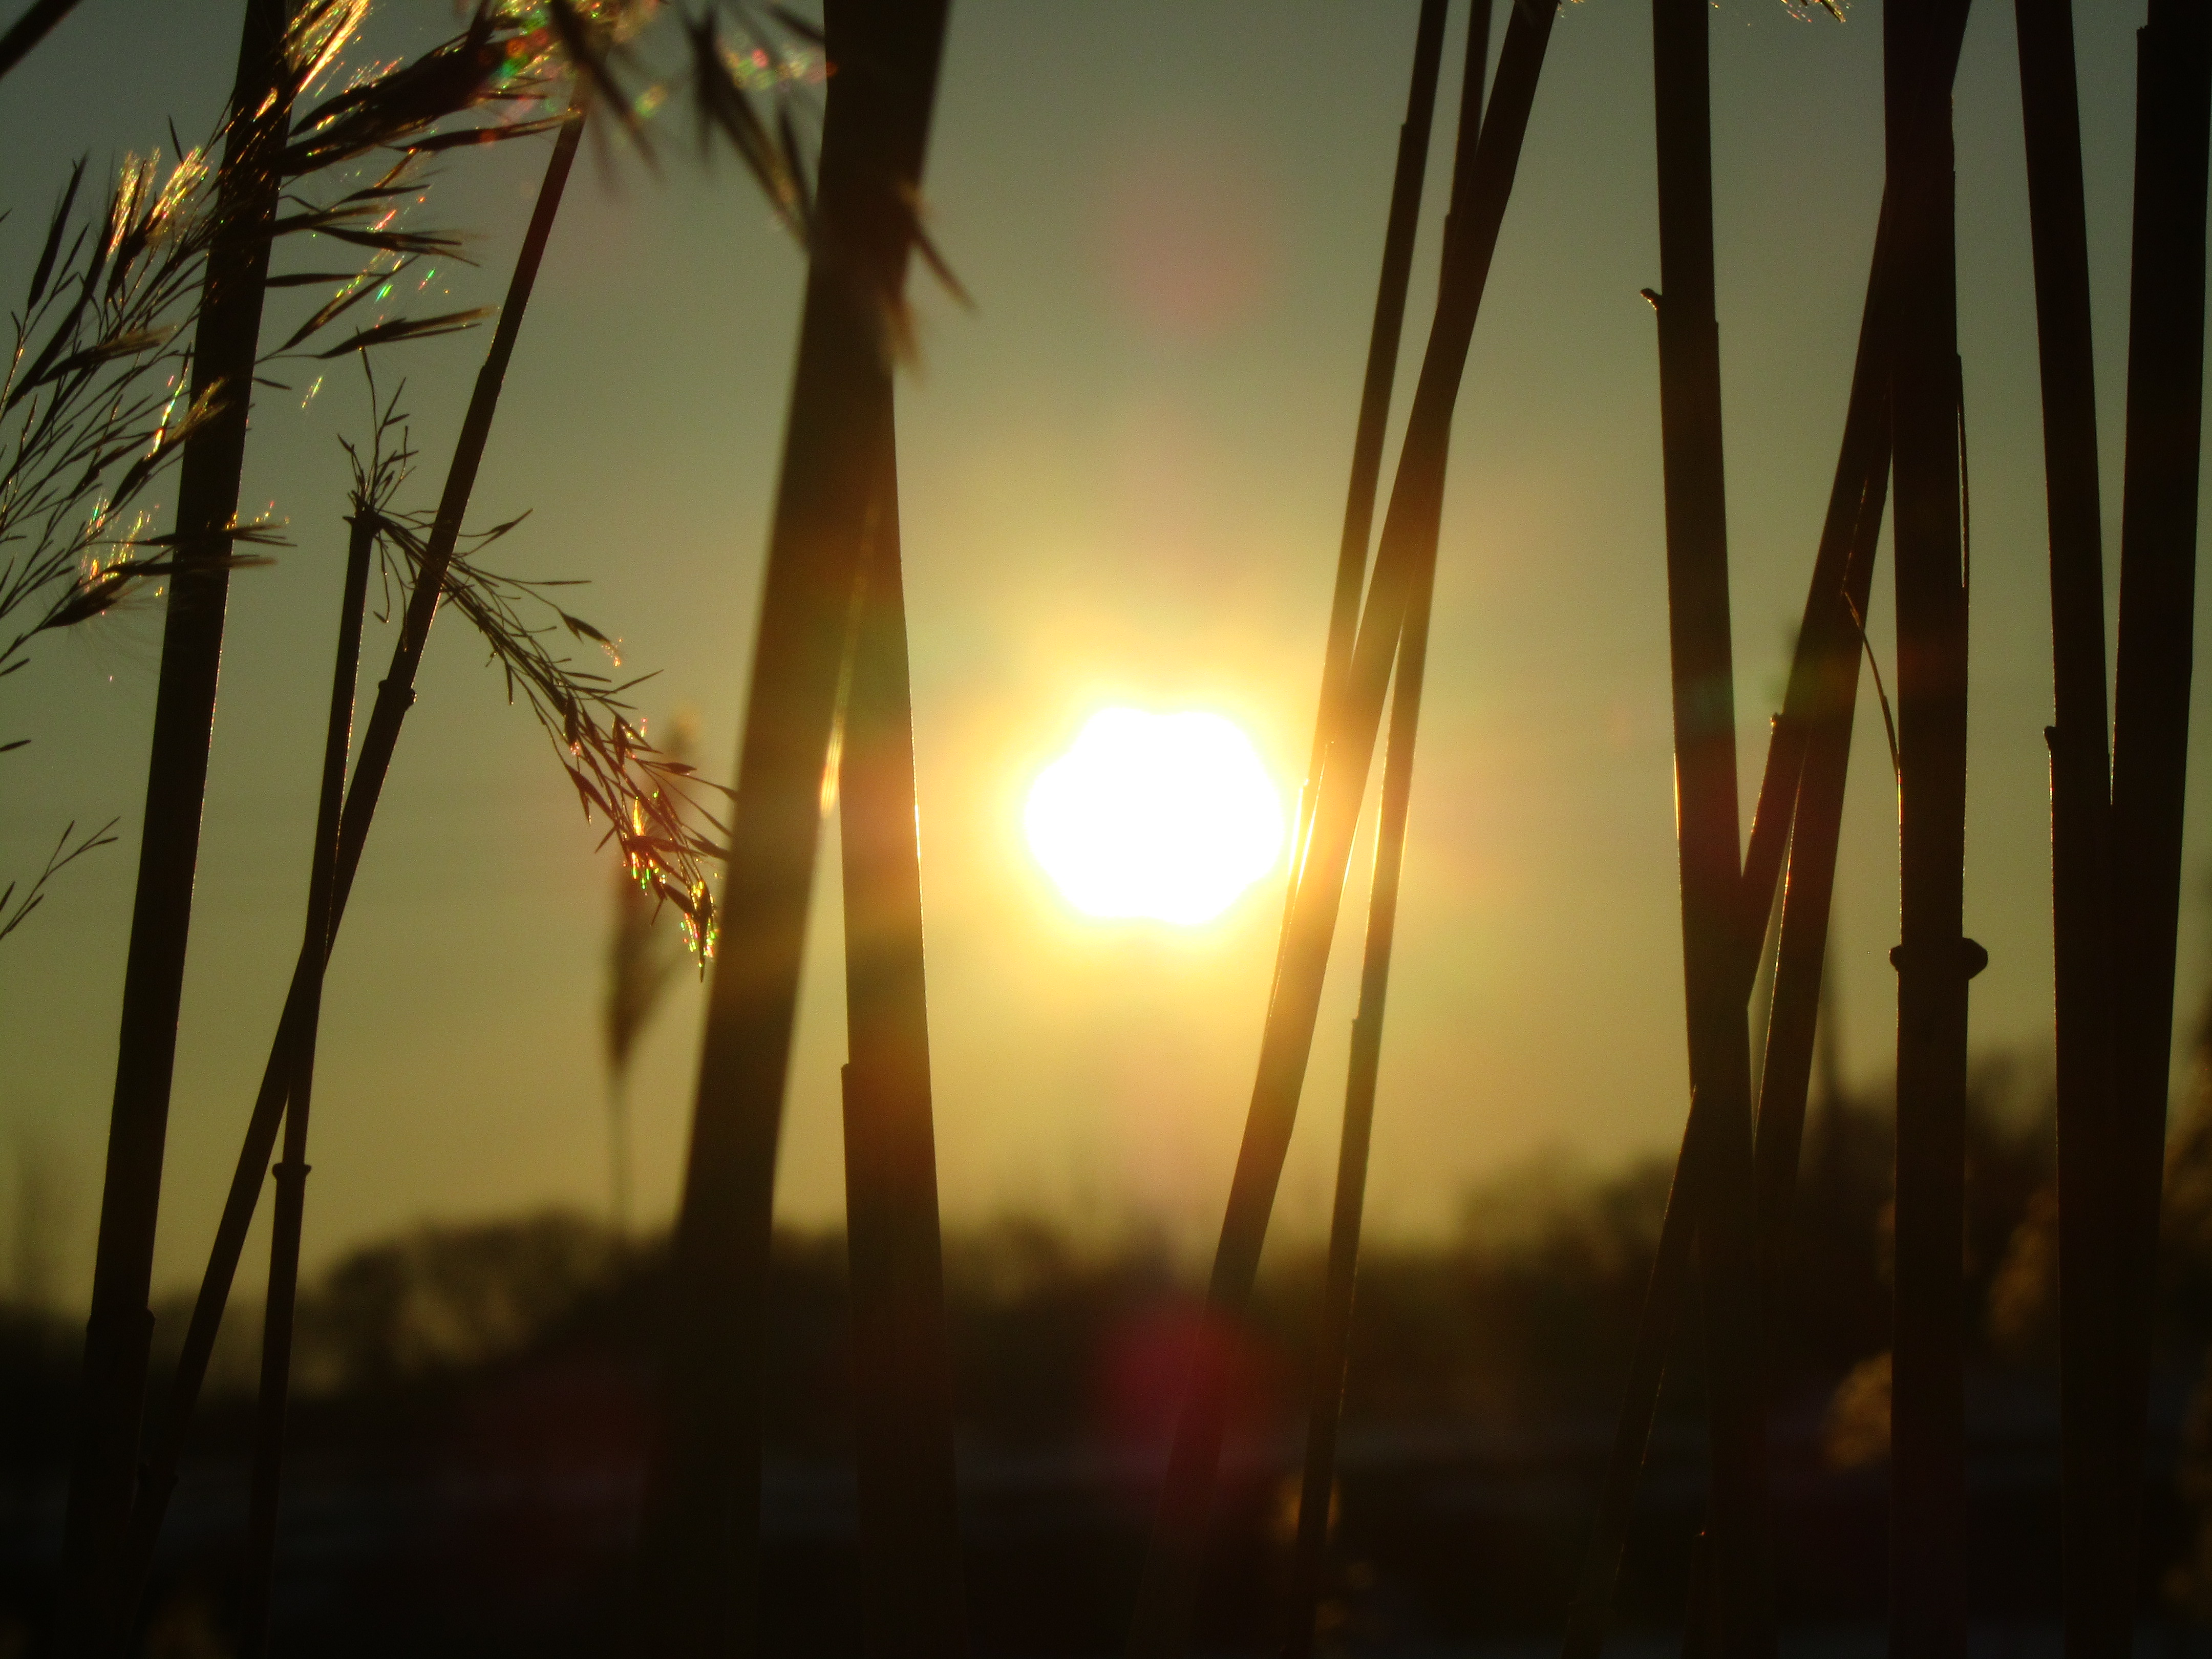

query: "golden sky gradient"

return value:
[2, 0, 2206, 1311]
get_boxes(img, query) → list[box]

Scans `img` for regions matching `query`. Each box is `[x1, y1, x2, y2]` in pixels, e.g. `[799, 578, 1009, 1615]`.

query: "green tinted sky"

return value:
[0, 1, 2198, 1307]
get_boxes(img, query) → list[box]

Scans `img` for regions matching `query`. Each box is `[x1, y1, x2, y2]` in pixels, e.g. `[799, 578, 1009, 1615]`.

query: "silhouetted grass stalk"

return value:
[58, 4, 300, 1641]
[838, 415, 968, 1659]
[2011, 4, 2124, 1651]
[1125, 9, 1556, 1657]
[1280, 0, 1449, 909]
[1560, 174, 1911, 1659]
[638, 2, 951, 1652]
[1647, 2, 1773, 1651]
[1885, 1, 1975, 1651]
[1284, 6, 1473, 1652]
[111, 96, 593, 1627]
[238, 504, 375, 1659]
[2109, 0, 2212, 1641]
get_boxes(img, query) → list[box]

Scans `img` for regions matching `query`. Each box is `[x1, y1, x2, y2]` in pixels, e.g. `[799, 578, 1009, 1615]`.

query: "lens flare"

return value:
[1025, 708, 1286, 925]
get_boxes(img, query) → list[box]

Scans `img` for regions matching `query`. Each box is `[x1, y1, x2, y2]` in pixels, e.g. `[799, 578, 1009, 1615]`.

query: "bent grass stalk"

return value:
[1124, 9, 1557, 1656]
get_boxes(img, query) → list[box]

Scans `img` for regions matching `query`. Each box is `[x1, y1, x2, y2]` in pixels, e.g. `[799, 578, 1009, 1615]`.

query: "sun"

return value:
[1025, 708, 1287, 926]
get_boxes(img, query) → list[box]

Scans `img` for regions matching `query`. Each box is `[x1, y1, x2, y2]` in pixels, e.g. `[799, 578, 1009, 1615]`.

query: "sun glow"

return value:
[1025, 708, 1286, 926]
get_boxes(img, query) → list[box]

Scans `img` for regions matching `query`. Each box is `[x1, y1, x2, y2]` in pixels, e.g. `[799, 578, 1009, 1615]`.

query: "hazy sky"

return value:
[1, 1, 2201, 1310]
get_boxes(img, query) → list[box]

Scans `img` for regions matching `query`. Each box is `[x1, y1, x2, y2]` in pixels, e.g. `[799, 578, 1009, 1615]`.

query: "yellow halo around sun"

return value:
[1025, 708, 1287, 926]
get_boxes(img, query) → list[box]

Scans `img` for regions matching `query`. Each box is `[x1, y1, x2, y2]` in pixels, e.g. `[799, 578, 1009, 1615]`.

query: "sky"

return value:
[0, 0, 2201, 1312]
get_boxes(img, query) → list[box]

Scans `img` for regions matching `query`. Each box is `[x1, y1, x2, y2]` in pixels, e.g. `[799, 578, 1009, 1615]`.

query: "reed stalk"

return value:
[1284, 480, 1449, 1659]
[1560, 12, 1971, 1644]
[838, 414, 968, 1659]
[2108, 0, 2212, 1642]
[1647, 2, 1773, 1652]
[1281, 0, 1450, 897]
[1885, 2, 1975, 1653]
[1749, 206, 1897, 1302]
[57, 5, 298, 1645]
[110, 97, 592, 1631]
[1283, 7, 1477, 1652]
[0, 0, 82, 81]
[1560, 178, 1911, 1659]
[237, 505, 375, 1659]
[637, 3, 951, 1653]
[1124, 12, 1555, 1658]
[2012, 5, 2122, 1652]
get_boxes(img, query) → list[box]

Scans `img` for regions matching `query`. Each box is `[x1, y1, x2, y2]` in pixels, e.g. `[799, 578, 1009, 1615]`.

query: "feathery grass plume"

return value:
[1883, 2, 1975, 1653]
[2012, 2, 2125, 1648]
[1644, 1, 1775, 1650]
[0, 817, 115, 944]
[605, 710, 699, 1235]
[63, 6, 652, 1629]
[1126, 11, 1555, 1658]
[1282, 5, 1453, 1654]
[637, 1, 953, 1652]
[0, 146, 231, 944]
[110, 94, 607, 1629]
[2104, 0, 2212, 1642]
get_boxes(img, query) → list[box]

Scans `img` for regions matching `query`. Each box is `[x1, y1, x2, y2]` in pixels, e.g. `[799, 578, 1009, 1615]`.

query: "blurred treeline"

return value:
[0, 1049, 2097, 1473]
[27, 1033, 2212, 1651]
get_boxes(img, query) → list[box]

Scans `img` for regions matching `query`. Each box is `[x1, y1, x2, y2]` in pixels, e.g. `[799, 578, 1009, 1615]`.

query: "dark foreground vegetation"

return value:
[16, 1039, 2212, 1656]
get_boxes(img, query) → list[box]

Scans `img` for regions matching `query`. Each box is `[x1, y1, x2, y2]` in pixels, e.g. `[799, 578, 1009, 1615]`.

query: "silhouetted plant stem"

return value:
[1886, 1, 1975, 1652]
[1647, 2, 1773, 1653]
[1282, 0, 1449, 898]
[837, 402, 967, 1659]
[1125, 11, 1555, 1658]
[2109, 0, 2212, 1640]
[0, 0, 82, 81]
[238, 506, 374, 1659]
[1285, 501, 1447, 1659]
[1564, 11, 1970, 1639]
[110, 95, 590, 1630]
[58, 4, 297, 1645]
[639, 4, 950, 1654]
[2012, 5, 2123, 1652]
[1284, 10, 1478, 1653]
[1749, 208, 1896, 1304]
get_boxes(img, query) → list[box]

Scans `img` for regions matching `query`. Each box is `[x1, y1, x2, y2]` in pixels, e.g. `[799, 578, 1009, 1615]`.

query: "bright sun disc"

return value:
[1025, 708, 1286, 925]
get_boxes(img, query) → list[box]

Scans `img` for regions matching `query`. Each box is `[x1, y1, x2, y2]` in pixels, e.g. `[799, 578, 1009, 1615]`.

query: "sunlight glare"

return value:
[1025, 708, 1286, 926]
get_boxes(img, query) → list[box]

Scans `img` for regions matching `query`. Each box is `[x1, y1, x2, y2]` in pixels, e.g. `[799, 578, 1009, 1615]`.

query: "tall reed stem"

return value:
[638, 4, 950, 1653]
[2108, 0, 2212, 1642]
[838, 402, 967, 1659]
[58, 5, 297, 1645]
[1885, 3, 1974, 1654]
[1282, 0, 1450, 898]
[1284, 7, 1475, 1652]
[2012, 5, 2123, 1654]
[1125, 11, 1555, 1658]
[1647, 3, 1773, 1653]
[110, 96, 590, 1631]
[238, 507, 375, 1659]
